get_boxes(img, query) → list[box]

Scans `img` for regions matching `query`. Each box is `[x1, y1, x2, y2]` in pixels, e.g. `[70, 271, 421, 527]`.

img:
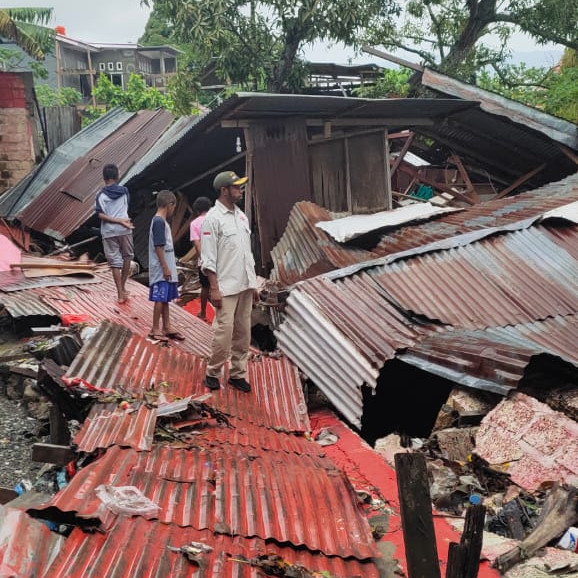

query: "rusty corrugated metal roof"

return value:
[67, 320, 309, 432]
[399, 315, 578, 394]
[30, 445, 377, 559]
[374, 173, 578, 257]
[270, 201, 376, 286]
[369, 225, 578, 329]
[276, 220, 578, 426]
[18, 109, 173, 240]
[44, 518, 380, 578]
[0, 505, 65, 577]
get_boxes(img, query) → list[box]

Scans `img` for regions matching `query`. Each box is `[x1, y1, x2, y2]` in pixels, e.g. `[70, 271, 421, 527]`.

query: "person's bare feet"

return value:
[118, 291, 131, 304]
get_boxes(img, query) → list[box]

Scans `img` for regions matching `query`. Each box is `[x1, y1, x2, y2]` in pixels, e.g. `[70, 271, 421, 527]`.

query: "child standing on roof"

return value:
[148, 190, 185, 343]
[189, 196, 213, 321]
[95, 164, 134, 303]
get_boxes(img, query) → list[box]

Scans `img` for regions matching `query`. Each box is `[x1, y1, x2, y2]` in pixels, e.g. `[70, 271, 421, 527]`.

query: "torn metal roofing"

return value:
[45, 518, 380, 578]
[0, 107, 134, 219]
[67, 320, 309, 432]
[421, 68, 578, 149]
[16, 109, 173, 240]
[475, 392, 578, 491]
[276, 219, 578, 426]
[399, 315, 578, 395]
[316, 202, 461, 243]
[0, 270, 101, 292]
[30, 445, 377, 559]
[270, 201, 377, 286]
[0, 505, 65, 577]
[374, 172, 578, 258]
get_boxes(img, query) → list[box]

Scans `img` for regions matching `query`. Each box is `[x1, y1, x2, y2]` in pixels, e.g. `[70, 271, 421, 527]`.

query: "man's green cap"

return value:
[213, 171, 248, 192]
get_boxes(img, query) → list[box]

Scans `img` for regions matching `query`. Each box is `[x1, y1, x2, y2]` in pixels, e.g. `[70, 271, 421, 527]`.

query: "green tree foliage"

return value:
[478, 49, 578, 123]
[141, 0, 398, 92]
[35, 84, 82, 107]
[92, 73, 171, 111]
[0, 7, 54, 60]
[354, 68, 412, 98]
[367, 0, 577, 79]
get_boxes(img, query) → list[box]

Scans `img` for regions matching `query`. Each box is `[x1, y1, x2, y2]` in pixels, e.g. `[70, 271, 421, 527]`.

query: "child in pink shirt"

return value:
[189, 196, 213, 320]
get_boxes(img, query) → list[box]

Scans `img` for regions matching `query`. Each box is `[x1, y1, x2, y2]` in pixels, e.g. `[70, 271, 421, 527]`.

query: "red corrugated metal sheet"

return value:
[30, 445, 377, 559]
[0, 505, 65, 577]
[76, 403, 323, 455]
[73, 405, 157, 452]
[0, 271, 213, 356]
[67, 320, 309, 432]
[374, 172, 578, 256]
[44, 518, 380, 578]
[0, 220, 29, 250]
[19, 109, 173, 240]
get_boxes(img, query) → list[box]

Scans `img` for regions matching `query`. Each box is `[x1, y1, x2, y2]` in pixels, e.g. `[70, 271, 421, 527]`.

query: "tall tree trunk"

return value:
[269, 32, 301, 92]
[442, 0, 497, 72]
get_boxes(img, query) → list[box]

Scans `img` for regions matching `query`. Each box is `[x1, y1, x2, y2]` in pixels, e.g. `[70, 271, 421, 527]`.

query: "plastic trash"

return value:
[95, 485, 160, 517]
[468, 493, 482, 505]
[557, 527, 578, 552]
[14, 479, 32, 495]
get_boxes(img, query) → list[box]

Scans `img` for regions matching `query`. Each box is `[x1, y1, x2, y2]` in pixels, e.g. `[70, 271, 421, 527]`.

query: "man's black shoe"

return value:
[204, 375, 220, 390]
[228, 377, 251, 392]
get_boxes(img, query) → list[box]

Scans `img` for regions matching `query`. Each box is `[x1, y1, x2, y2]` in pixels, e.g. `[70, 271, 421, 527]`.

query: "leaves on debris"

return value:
[230, 554, 334, 577]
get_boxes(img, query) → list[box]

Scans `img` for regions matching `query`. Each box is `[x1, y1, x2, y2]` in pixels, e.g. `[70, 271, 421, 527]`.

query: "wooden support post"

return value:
[0, 488, 19, 504]
[384, 129, 392, 210]
[558, 144, 578, 165]
[446, 543, 467, 578]
[450, 154, 479, 203]
[395, 453, 441, 578]
[49, 404, 70, 446]
[32, 443, 75, 466]
[390, 132, 415, 176]
[344, 138, 352, 212]
[495, 163, 546, 199]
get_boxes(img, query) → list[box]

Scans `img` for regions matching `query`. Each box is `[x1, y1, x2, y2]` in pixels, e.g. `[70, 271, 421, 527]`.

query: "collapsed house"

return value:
[0, 72, 577, 576]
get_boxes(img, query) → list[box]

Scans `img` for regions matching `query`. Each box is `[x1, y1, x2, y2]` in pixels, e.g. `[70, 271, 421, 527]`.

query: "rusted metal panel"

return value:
[73, 405, 157, 453]
[45, 518, 380, 578]
[370, 225, 578, 329]
[18, 109, 173, 240]
[0, 505, 65, 577]
[270, 201, 375, 286]
[475, 392, 578, 491]
[0, 271, 101, 292]
[31, 445, 377, 559]
[67, 320, 309, 432]
[374, 173, 578, 257]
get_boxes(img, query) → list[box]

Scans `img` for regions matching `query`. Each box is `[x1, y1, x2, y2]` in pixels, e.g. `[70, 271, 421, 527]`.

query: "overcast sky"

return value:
[7, 0, 563, 67]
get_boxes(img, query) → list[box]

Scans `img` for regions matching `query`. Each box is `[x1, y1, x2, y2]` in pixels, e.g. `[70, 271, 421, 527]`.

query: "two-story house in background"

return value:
[46, 27, 180, 101]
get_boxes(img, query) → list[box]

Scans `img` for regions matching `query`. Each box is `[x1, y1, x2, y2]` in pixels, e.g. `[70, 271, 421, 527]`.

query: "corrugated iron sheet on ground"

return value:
[475, 392, 578, 491]
[30, 445, 377, 560]
[374, 172, 578, 257]
[73, 404, 157, 452]
[0, 271, 213, 357]
[0, 505, 65, 578]
[0, 270, 101, 292]
[270, 201, 376, 286]
[76, 402, 322, 455]
[67, 320, 309, 432]
[18, 109, 173, 240]
[399, 315, 578, 394]
[44, 518, 380, 578]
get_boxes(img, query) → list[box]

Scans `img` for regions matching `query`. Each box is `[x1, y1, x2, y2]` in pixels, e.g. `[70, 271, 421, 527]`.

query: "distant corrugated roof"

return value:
[0, 108, 134, 219]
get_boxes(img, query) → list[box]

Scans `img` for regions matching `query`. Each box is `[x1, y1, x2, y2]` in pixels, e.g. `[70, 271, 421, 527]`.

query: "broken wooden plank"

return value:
[493, 483, 578, 573]
[450, 154, 480, 203]
[0, 487, 19, 505]
[32, 443, 76, 466]
[495, 163, 547, 199]
[395, 452, 442, 578]
[390, 132, 415, 176]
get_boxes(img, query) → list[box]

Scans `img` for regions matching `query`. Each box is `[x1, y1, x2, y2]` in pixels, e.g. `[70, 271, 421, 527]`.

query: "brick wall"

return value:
[0, 73, 36, 194]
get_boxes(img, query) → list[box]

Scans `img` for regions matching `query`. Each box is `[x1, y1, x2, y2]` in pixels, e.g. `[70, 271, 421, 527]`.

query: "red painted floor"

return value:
[310, 409, 501, 578]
